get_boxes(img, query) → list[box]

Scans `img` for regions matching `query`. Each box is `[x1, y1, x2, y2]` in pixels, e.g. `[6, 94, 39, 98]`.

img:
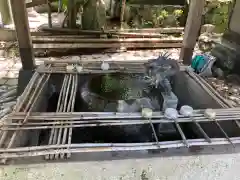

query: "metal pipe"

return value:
[0, 138, 239, 158]
[6, 116, 240, 126]
[8, 112, 240, 122]
[67, 75, 78, 158]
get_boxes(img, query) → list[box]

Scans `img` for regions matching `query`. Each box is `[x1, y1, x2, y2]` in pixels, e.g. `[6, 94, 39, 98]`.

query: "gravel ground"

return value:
[206, 75, 240, 107]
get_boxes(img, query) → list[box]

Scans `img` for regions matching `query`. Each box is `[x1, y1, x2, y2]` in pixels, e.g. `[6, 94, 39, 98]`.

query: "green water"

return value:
[89, 73, 148, 101]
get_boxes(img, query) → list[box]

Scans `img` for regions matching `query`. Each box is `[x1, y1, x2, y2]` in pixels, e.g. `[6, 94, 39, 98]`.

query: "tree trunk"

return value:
[0, 0, 12, 25]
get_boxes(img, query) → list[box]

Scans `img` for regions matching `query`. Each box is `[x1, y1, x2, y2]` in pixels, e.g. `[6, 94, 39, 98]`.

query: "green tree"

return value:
[0, 0, 12, 25]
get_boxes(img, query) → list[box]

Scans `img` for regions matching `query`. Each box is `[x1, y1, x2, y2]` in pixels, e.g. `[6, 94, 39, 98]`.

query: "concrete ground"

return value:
[1, 148, 240, 180]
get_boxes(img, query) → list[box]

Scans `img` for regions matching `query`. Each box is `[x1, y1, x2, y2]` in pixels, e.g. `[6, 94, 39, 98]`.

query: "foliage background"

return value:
[122, 0, 232, 33]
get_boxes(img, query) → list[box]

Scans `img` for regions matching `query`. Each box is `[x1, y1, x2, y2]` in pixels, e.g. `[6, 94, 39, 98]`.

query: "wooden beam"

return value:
[180, 0, 205, 64]
[39, 27, 184, 38]
[32, 37, 183, 43]
[10, 0, 35, 70]
[40, 26, 184, 34]
[33, 42, 182, 49]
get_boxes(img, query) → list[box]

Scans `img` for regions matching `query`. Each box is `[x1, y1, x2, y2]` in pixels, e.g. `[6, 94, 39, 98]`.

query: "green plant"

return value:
[127, 6, 186, 28]
[204, 1, 230, 33]
[173, 9, 183, 18]
[62, 0, 68, 10]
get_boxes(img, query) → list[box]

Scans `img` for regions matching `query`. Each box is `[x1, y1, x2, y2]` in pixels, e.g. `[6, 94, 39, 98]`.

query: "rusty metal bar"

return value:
[213, 119, 234, 147]
[191, 118, 211, 143]
[173, 119, 189, 147]
[148, 118, 161, 148]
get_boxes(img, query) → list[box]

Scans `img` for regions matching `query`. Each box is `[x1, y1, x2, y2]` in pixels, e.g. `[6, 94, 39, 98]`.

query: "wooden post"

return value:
[9, 0, 35, 70]
[67, 0, 77, 28]
[120, 0, 126, 29]
[47, 0, 52, 28]
[180, 0, 205, 64]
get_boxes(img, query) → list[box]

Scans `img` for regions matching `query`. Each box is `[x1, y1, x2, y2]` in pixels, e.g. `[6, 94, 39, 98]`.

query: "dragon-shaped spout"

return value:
[144, 53, 180, 95]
